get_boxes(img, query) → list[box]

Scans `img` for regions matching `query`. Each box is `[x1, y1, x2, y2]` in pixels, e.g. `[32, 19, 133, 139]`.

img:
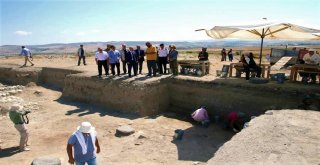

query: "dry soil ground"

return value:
[0, 84, 234, 164]
[0, 48, 319, 164]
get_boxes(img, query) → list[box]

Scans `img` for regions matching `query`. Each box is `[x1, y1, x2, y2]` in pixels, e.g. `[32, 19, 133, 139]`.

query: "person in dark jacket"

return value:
[198, 47, 208, 61]
[135, 46, 145, 74]
[125, 47, 139, 77]
[248, 52, 261, 78]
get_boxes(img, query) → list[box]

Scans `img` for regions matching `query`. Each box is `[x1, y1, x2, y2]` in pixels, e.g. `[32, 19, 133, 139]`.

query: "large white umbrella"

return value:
[196, 22, 320, 65]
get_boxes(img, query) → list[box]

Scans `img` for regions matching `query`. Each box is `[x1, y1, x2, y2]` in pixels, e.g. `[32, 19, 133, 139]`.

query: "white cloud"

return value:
[14, 30, 32, 36]
[75, 32, 86, 36]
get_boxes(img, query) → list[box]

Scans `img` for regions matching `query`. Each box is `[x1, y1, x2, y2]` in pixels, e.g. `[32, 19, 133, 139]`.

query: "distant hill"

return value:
[1, 40, 320, 56]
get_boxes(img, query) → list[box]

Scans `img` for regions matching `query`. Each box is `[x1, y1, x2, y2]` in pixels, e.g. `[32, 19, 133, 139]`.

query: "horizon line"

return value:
[2, 39, 320, 47]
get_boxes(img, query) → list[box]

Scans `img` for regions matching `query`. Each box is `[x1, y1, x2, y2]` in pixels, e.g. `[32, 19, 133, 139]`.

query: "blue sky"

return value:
[1, 0, 319, 45]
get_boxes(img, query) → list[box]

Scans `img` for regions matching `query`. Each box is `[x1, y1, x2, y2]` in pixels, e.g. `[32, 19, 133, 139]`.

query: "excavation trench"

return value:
[0, 65, 319, 164]
[0, 65, 316, 117]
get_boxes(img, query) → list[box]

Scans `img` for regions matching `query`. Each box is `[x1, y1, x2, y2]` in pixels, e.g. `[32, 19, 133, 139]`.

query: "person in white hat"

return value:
[301, 49, 320, 83]
[67, 122, 100, 165]
[9, 104, 31, 151]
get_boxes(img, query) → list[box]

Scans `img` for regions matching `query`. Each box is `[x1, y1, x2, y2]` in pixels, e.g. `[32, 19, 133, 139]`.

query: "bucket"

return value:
[216, 70, 222, 76]
[174, 129, 184, 140]
[221, 65, 230, 78]
[276, 73, 285, 84]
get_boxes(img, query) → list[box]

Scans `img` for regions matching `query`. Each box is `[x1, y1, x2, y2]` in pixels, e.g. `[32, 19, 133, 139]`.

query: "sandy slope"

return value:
[208, 110, 320, 165]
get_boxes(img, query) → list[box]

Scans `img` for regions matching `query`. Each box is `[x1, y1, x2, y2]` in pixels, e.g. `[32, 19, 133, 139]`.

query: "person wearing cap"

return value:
[145, 42, 158, 77]
[300, 49, 320, 83]
[135, 45, 145, 74]
[157, 43, 169, 74]
[20, 46, 34, 67]
[77, 45, 87, 66]
[67, 122, 100, 165]
[9, 105, 31, 151]
[95, 48, 109, 78]
[168, 45, 179, 75]
[119, 44, 128, 74]
[198, 47, 208, 61]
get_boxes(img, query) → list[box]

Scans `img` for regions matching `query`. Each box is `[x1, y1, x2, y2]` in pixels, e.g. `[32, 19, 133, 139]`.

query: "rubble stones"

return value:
[31, 157, 61, 165]
[0, 85, 39, 112]
[116, 125, 135, 136]
[135, 131, 147, 139]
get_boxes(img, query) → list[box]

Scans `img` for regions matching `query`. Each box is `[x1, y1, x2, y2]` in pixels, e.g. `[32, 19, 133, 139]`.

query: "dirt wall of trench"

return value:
[0, 65, 41, 85]
[39, 67, 82, 90]
[0, 66, 318, 117]
[62, 74, 169, 116]
[167, 79, 318, 116]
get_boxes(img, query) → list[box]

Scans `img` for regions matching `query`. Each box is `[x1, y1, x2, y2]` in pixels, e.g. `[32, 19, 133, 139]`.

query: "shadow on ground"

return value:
[171, 124, 234, 162]
[55, 97, 139, 120]
[0, 146, 20, 158]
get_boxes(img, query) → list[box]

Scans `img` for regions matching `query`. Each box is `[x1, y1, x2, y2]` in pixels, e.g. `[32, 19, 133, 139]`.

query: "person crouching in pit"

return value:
[191, 106, 210, 127]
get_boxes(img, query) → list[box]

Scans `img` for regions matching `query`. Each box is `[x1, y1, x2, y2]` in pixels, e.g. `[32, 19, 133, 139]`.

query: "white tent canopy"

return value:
[197, 22, 320, 64]
[203, 22, 320, 40]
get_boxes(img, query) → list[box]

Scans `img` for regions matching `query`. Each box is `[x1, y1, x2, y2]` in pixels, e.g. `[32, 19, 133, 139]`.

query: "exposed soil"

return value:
[0, 52, 319, 165]
[0, 85, 234, 164]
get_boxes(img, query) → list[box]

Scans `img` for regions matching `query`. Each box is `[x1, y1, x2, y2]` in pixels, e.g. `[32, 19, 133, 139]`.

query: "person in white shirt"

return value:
[303, 49, 320, 65]
[119, 44, 128, 74]
[95, 48, 109, 78]
[157, 43, 169, 74]
[301, 49, 320, 83]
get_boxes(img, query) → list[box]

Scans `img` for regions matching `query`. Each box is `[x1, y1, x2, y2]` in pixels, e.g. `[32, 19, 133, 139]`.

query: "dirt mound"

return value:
[208, 110, 320, 165]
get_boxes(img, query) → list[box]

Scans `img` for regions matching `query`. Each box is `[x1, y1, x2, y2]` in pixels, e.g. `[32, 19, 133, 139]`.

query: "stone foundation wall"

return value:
[39, 67, 82, 90]
[63, 74, 169, 116]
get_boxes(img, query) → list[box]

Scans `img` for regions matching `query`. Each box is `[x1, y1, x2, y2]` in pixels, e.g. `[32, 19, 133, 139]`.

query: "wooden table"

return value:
[229, 63, 271, 78]
[289, 64, 320, 81]
[178, 60, 210, 76]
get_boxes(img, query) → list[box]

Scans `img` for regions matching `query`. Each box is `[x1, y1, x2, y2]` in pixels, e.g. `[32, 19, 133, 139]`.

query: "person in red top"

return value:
[225, 111, 248, 132]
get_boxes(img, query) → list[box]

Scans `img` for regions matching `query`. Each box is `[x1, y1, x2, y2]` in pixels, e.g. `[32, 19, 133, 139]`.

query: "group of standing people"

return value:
[221, 48, 233, 62]
[90, 42, 179, 78]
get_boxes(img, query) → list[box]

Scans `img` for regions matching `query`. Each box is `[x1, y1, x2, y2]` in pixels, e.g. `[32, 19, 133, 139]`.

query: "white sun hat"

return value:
[77, 122, 95, 133]
[10, 104, 23, 111]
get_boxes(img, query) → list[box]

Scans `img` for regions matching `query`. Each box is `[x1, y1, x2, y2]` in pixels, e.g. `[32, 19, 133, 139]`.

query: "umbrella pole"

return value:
[259, 28, 265, 66]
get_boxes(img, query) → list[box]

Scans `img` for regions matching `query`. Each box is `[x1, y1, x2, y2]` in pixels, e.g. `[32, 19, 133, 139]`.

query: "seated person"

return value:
[224, 111, 248, 133]
[198, 47, 208, 61]
[299, 49, 320, 83]
[235, 54, 250, 79]
[248, 52, 262, 78]
[191, 106, 210, 126]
